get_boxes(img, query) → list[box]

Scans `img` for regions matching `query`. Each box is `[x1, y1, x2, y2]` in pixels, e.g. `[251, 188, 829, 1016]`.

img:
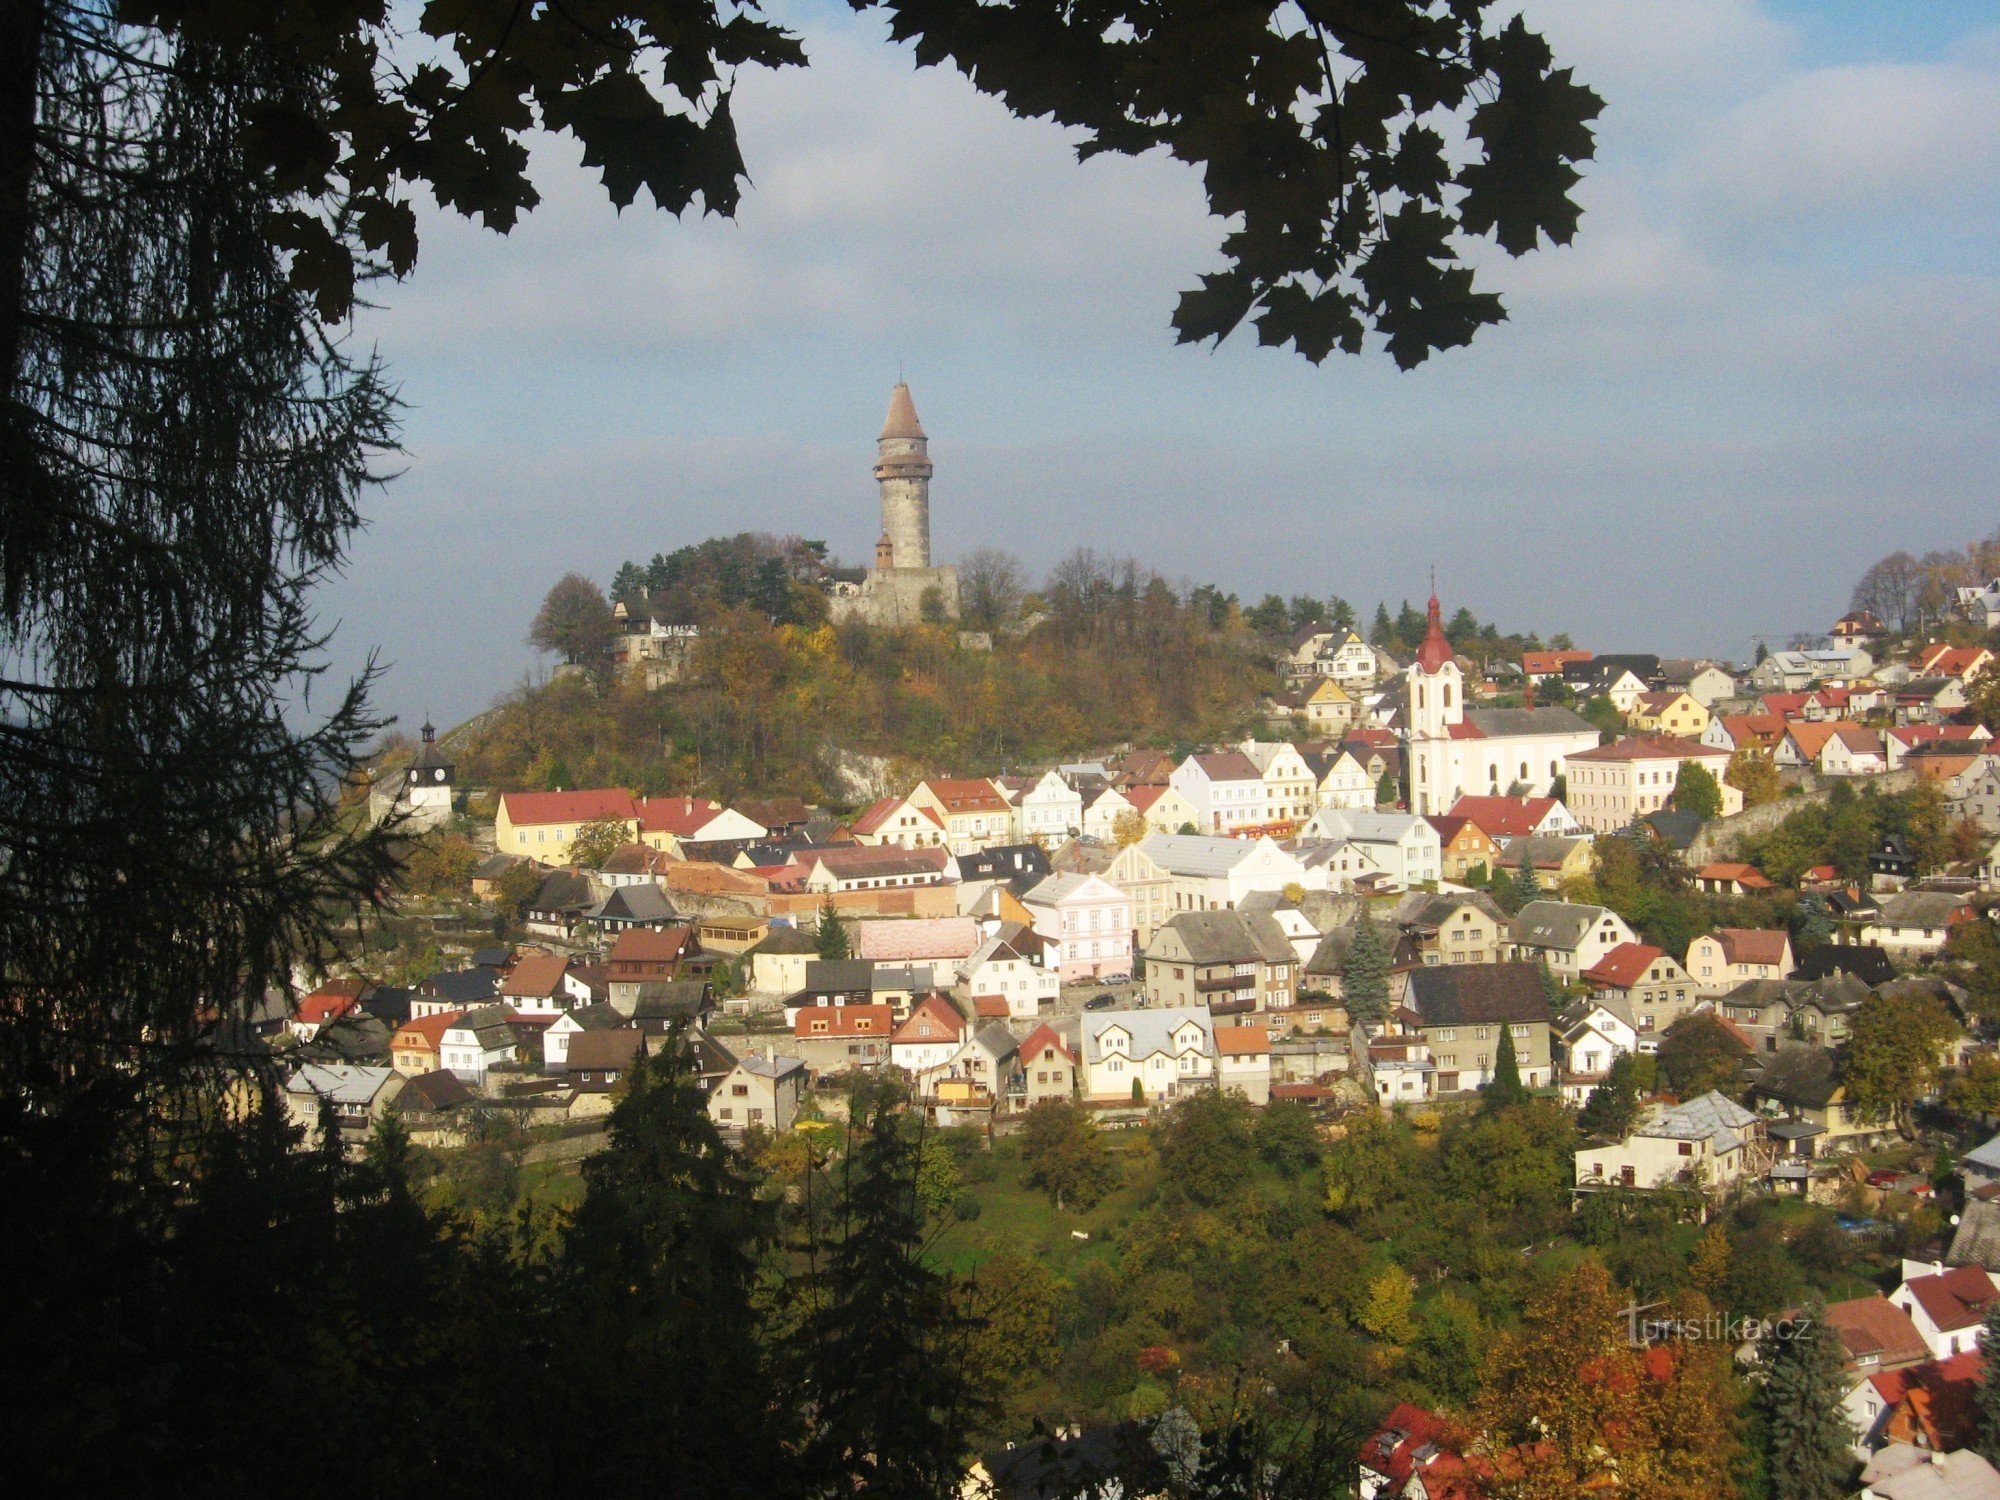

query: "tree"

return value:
[403, 832, 481, 897]
[530, 573, 617, 666]
[1507, 843, 1543, 911]
[798, 1104, 986, 1498]
[1845, 989, 1961, 1139]
[494, 860, 546, 923]
[1794, 891, 1835, 952]
[1357, 1267, 1416, 1345]
[1727, 747, 1783, 809]
[1020, 1100, 1117, 1212]
[1674, 762, 1723, 821]
[1154, 1090, 1257, 1207]
[1979, 1297, 2000, 1464]
[1657, 1013, 1750, 1100]
[1255, 1099, 1324, 1178]
[815, 897, 851, 960]
[1375, 769, 1399, 807]
[1484, 1027, 1528, 1109]
[1576, 1052, 1646, 1139]
[557, 1034, 789, 1495]
[914, 1132, 963, 1220]
[1340, 919, 1391, 1031]
[1111, 807, 1149, 847]
[569, 815, 633, 869]
[958, 547, 1025, 631]
[1689, 1224, 1732, 1298]
[1761, 1301, 1856, 1500]
[1949, 1055, 2000, 1123]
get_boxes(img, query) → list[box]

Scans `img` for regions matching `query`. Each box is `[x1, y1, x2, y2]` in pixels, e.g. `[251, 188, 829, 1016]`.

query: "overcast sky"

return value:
[324, 0, 2000, 733]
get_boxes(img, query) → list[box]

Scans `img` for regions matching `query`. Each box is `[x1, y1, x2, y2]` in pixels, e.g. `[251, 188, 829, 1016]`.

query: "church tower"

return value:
[1405, 590, 1463, 815]
[875, 381, 932, 570]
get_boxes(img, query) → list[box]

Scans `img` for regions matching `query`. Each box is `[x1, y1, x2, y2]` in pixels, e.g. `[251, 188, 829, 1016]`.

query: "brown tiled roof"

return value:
[1583, 942, 1665, 991]
[499, 951, 568, 998]
[566, 1028, 642, 1071]
[1188, 750, 1262, 782]
[1445, 795, 1557, 839]
[1407, 963, 1552, 1026]
[1903, 1267, 2000, 1334]
[880, 381, 925, 440]
[1214, 1024, 1272, 1057]
[1715, 927, 1788, 968]
[1821, 1295, 1930, 1371]
[1567, 734, 1723, 763]
[608, 926, 696, 964]
[794, 1004, 895, 1038]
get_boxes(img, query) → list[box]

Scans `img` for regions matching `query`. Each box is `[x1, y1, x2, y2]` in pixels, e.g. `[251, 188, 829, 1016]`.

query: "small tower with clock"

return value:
[399, 719, 455, 830]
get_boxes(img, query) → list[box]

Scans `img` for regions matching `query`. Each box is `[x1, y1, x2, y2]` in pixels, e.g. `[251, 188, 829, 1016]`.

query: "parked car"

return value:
[1084, 993, 1117, 1011]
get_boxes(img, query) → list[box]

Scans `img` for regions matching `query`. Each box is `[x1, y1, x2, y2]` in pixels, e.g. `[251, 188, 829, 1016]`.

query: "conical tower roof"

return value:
[880, 382, 925, 441]
[1416, 591, 1454, 674]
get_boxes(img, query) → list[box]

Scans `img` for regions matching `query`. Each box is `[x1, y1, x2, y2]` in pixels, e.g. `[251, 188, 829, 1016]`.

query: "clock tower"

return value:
[400, 719, 455, 829]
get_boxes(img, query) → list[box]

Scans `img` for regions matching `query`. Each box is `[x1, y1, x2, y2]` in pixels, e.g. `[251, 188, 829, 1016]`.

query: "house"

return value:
[439, 1005, 520, 1082]
[584, 882, 681, 932]
[1871, 834, 1921, 891]
[956, 842, 1052, 885]
[1657, 659, 1738, 708]
[1574, 1091, 1768, 1194]
[890, 994, 970, 1087]
[1296, 808, 1442, 889]
[390, 1010, 461, 1075]
[1954, 760, 2000, 833]
[1214, 1024, 1274, 1105]
[1081, 783, 1138, 844]
[745, 924, 818, 996]
[1169, 749, 1271, 835]
[1504, 833, 1596, 893]
[523, 868, 597, 940]
[614, 980, 715, 1033]
[1357, 1402, 1479, 1500]
[1404, 962, 1555, 1092]
[1014, 770, 1087, 847]
[1022, 872, 1134, 983]
[1687, 928, 1795, 992]
[1778, 722, 1888, 778]
[497, 950, 586, 1015]
[1559, 997, 1641, 1102]
[1581, 942, 1701, 1036]
[411, 965, 499, 1017]
[1236, 889, 1325, 966]
[1367, 1035, 1435, 1106]
[634, 795, 768, 856]
[283, 1064, 405, 1155]
[959, 936, 1059, 1019]
[1564, 659, 1651, 713]
[1563, 735, 1740, 834]
[1813, 1294, 1933, 1382]
[1694, 862, 1777, 896]
[1444, 793, 1582, 842]
[892, 778, 1011, 853]
[1109, 782, 1194, 841]
[495, 787, 639, 861]
[389, 1069, 477, 1142]
[542, 1001, 623, 1071]
[1960, 580, 2000, 629]
[1702, 712, 1787, 756]
[566, 1028, 643, 1100]
[1013, 1024, 1078, 1109]
[1859, 891, 1977, 957]
[1892, 1266, 1999, 1361]
[849, 915, 983, 968]
[786, 959, 935, 1021]
[1287, 677, 1360, 735]
[292, 976, 366, 1041]
[1857, 1444, 2000, 1500]
[1894, 677, 1971, 724]
[1144, 909, 1299, 1019]
[1134, 833, 1310, 913]
[1080, 1005, 1216, 1102]
[1630, 689, 1710, 739]
[1854, 1351, 1985, 1456]
[1240, 739, 1319, 830]
[936, 1023, 1020, 1108]
[708, 1051, 808, 1133]
[606, 925, 708, 1007]
[1425, 814, 1504, 881]
[1915, 644, 1995, 682]
[1749, 1044, 1881, 1149]
[798, 845, 954, 893]
[848, 792, 942, 849]
[1398, 891, 1510, 967]
[790, 1004, 895, 1076]
[1509, 900, 1640, 980]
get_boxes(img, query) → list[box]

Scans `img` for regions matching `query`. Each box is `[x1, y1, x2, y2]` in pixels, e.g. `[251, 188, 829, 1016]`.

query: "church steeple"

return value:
[1416, 585, 1453, 675]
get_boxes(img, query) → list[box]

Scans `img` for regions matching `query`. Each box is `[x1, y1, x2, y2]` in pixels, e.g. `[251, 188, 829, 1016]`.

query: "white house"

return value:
[1017, 769, 1086, 847]
[1170, 749, 1272, 834]
[1890, 1264, 1999, 1360]
[1560, 998, 1642, 1101]
[439, 1005, 518, 1082]
[1960, 579, 2000, 629]
[889, 995, 970, 1089]
[958, 936, 1060, 1019]
[1135, 833, 1314, 912]
[1574, 1092, 1767, 1193]
[1858, 892, 1976, 957]
[1308, 748, 1377, 810]
[542, 1002, 622, 1071]
[1297, 808, 1441, 889]
[1081, 784, 1137, 843]
[1510, 901, 1640, 980]
[1240, 739, 1318, 828]
[1081, 1005, 1216, 1102]
[1214, 1023, 1274, 1106]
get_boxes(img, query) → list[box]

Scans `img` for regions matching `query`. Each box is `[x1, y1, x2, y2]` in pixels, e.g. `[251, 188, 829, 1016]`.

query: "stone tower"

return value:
[875, 382, 932, 570]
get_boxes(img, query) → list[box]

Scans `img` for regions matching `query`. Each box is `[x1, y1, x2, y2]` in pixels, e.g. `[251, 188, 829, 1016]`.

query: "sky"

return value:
[324, 0, 2000, 734]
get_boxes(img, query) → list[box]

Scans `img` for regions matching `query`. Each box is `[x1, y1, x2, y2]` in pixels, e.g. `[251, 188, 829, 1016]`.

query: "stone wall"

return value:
[1687, 769, 1919, 864]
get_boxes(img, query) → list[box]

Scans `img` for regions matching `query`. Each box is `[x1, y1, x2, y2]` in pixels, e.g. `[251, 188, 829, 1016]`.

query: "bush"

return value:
[952, 1194, 983, 1222]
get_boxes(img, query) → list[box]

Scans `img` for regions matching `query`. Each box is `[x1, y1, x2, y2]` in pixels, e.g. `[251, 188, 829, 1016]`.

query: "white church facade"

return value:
[1402, 593, 1599, 815]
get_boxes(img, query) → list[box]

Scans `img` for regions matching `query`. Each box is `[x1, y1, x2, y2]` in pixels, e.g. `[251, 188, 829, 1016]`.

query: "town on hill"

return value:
[304, 391, 2000, 1498]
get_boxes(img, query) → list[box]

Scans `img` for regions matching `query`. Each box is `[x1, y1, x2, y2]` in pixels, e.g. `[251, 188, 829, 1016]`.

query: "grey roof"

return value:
[803, 958, 874, 992]
[1951, 1197, 2000, 1273]
[1153, 908, 1296, 966]
[558, 1001, 625, 1032]
[1643, 810, 1706, 851]
[1962, 1132, 2000, 1175]
[1878, 891, 1973, 928]
[750, 924, 819, 956]
[424, 967, 499, 1004]
[1024, 871, 1114, 905]
[588, 884, 679, 924]
[1510, 834, 1588, 869]
[285, 1063, 398, 1105]
[1406, 963, 1552, 1026]
[738, 1053, 807, 1081]
[1463, 705, 1596, 737]
[395, 1069, 476, 1114]
[617, 981, 710, 1021]
[1082, 1005, 1215, 1065]
[446, 1004, 517, 1045]
[1135, 833, 1266, 877]
[1634, 1090, 1759, 1148]
[1305, 808, 1428, 845]
[1303, 920, 1396, 977]
[971, 1023, 1020, 1059]
[1512, 901, 1618, 952]
[530, 869, 595, 912]
[1400, 891, 1508, 931]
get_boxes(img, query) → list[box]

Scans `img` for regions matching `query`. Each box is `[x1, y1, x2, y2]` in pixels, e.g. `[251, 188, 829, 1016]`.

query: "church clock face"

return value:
[433, 768, 447, 782]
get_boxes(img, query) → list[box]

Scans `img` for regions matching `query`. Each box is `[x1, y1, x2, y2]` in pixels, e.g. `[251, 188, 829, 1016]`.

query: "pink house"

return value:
[1022, 872, 1134, 984]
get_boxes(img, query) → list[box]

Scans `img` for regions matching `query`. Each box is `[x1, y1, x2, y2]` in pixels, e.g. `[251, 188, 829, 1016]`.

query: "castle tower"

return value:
[875, 382, 932, 570]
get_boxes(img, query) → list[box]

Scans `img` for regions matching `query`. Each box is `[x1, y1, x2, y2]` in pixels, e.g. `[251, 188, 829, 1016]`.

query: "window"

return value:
[1677, 1142, 1692, 1157]
[731, 1083, 748, 1096]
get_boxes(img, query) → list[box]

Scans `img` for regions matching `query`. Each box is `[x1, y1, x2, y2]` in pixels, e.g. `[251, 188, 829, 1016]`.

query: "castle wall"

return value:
[828, 565, 960, 628]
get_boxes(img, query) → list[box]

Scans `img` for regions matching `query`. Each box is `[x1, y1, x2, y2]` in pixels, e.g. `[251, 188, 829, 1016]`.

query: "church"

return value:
[827, 383, 961, 627]
[1402, 592, 1599, 815]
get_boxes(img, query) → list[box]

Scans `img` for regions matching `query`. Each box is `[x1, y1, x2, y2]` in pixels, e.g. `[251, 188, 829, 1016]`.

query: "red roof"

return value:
[635, 795, 726, 837]
[499, 951, 569, 998]
[848, 795, 906, 836]
[972, 995, 1011, 1019]
[1522, 648, 1592, 676]
[1714, 927, 1789, 968]
[607, 926, 696, 964]
[1697, 862, 1775, 890]
[296, 981, 364, 1025]
[1874, 1350, 1985, 1452]
[1903, 1266, 2000, 1334]
[1716, 713, 1786, 749]
[1916, 644, 1991, 678]
[1018, 1023, 1074, 1063]
[1214, 1024, 1273, 1057]
[891, 994, 967, 1045]
[1125, 784, 1170, 813]
[1567, 734, 1724, 763]
[793, 1004, 895, 1039]
[392, 1010, 462, 1052]
[498, 788, 636, 827]
[1821, 1295, 1931, 1370]
[1761, 693, 1812, 718]
[1415, 593, 1454, 674]
[1445, 794, 1559, 839]
[919, 778, 1008, 813]
[1583, 942, 1666, 991]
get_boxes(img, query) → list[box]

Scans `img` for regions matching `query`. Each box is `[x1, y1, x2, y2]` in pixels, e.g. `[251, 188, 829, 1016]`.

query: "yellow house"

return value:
[494, 788, 638, 863]
[1125, 783, 1201, 836]
[1297, 679, 1357, 734]
[1630, 690, 1710, 739]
